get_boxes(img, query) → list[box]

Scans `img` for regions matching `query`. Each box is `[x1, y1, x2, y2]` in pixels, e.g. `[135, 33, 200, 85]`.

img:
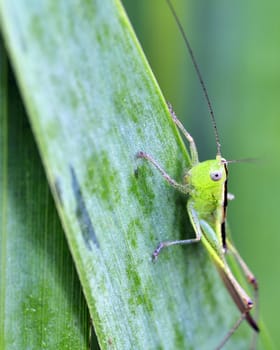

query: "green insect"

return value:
[137, 0, 259, 348]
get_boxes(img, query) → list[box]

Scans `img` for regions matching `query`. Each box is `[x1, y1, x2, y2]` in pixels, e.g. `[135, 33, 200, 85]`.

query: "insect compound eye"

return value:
[210, 170, 223, 182]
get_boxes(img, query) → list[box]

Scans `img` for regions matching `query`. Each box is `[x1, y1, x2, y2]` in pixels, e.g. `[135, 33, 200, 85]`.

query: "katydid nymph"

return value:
[136, 0, 259, 348]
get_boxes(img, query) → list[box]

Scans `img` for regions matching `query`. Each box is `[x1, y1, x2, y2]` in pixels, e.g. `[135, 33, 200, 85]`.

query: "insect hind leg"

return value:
[226, 240, 258, 290]
[226, 240, 259, 349]
[216, 313, 246, 350]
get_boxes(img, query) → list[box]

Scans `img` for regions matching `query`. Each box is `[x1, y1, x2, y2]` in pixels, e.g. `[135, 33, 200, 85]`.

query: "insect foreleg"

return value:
[136, 151, 189, 194]
[152, 201, 202, 260]
[167, 102, 199, 165]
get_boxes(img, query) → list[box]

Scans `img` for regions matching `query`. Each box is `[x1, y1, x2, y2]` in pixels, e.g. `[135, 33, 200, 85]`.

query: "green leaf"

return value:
[0, 0, 274, 349]
[0, 41, 97, 349]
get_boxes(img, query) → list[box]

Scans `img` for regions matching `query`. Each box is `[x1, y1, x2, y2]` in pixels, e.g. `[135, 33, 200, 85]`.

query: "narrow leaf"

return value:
[0, 0, 273, 349]
[0, 40, 96, 350]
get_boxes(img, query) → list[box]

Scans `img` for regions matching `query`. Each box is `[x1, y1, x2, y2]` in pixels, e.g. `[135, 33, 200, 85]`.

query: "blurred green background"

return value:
[122, 0, 280, 347]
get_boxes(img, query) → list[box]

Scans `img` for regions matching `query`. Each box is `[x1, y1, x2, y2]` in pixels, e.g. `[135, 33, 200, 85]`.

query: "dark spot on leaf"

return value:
[70, 166, 99, 249]
[134, 167, 139, 179]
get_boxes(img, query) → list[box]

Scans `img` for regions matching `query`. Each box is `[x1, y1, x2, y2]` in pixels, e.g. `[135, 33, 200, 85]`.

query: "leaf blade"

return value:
[0, 0, 273, 348]
[0, 40, 94, 350]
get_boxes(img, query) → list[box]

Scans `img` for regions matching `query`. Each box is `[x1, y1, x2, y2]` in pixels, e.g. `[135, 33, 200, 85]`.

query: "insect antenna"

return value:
[225, 158, 259, 164]
[165, 0, 221, 156]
